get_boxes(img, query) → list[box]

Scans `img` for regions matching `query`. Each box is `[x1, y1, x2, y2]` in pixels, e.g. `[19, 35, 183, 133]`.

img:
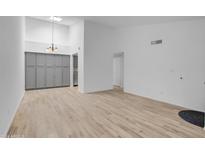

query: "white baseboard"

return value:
[2, 90, 25, 138]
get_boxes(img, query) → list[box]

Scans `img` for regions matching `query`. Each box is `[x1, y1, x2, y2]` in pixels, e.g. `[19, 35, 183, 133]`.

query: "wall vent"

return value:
[151, 40, 162, 45]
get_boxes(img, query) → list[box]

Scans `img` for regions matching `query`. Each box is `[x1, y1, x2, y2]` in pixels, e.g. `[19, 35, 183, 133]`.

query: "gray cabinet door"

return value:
[62, 55, 70, 66]
[26, 53, 36, 66]
[55, 55, 62, 66]
[25, 53, 36, 89]
[25, 52, 70, 90]
[36, 67, 46, 88]
[55, 55, 63, 87]
[55, 67, 62, 87]
[36, 53, 45, 66]
[36, 54, 46, 88]
[62, 55, 70, 86]
[46, 54, 55, 87]
[46, 67, 55, 87]
[46, 54, 55, 67]
[25, 66, 36, 89]
[62, 67, 70, 86]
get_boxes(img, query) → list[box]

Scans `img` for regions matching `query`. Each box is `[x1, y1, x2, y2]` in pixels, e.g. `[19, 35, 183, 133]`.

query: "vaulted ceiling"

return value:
[30, 16, 205, 28]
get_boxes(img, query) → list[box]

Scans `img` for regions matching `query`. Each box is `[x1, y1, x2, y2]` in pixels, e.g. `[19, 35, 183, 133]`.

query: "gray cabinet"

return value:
[36, 67, 46, 88]
[46, 67, 55, 87]
[62, 56, 70, 67]
[62, 67, 70, 86]
[55, 67, 62, 87]
[46, 55, 55, 87]
[25, 67, 36, 89]
[26, 52, 36, 65]
[25, 52, 70, 90]
[55, 55, 63, 87]
[25, 53, 36, 89]
[62, 55, 70, 86]
[36, 54, 46, 88]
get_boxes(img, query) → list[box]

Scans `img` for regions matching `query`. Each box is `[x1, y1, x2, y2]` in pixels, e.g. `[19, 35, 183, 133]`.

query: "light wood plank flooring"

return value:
[7, 87, 205, 138]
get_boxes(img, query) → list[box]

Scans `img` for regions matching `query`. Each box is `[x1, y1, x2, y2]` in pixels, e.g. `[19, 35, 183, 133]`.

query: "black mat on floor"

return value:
[178, 110, 205, 128]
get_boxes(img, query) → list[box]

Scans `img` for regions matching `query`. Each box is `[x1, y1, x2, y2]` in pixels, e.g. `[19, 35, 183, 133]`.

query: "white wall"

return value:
[82, 21, 115, 93]
[68, 21, 84, 92]
[68, 21, 84, 52]
[67, 21, 84, 89]
[116, 19, 205, 112]
[26, 17, 70, 46]
[0, 17, 25, 136]
[25, 17, 76, 55]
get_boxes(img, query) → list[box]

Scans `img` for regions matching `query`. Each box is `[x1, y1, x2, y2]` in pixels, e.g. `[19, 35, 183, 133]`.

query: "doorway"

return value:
[73, 53, 78, 86]
[113, 52, 124, 89]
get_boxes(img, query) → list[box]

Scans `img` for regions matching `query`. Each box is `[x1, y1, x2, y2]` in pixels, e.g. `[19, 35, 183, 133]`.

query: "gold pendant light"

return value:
[46, 16, 62, 52]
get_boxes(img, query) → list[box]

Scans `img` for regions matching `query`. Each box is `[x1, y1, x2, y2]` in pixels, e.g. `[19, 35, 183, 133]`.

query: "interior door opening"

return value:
[113, 52, 124, 90]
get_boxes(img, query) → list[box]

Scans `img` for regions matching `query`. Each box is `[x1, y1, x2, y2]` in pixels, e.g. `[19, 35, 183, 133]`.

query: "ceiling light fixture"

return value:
[49, 16, 62, 22]
[46, 16, 62, 52]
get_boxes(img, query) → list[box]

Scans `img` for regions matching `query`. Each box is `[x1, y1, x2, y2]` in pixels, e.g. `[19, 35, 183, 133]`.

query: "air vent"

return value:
[151, 40, 162, 45]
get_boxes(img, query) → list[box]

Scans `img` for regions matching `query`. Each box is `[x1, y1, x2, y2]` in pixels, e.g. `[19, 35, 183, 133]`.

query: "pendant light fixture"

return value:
[46, 16, 62, 52]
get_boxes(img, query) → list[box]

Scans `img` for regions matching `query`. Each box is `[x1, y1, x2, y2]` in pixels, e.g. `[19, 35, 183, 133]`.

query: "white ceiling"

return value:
[85, 16, 205, 28]
[30, 16, 205, 28]
[29, 16, 83, 26]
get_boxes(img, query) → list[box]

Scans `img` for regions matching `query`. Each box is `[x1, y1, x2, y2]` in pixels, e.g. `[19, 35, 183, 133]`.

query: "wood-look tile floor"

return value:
[7, 87, 205, 138]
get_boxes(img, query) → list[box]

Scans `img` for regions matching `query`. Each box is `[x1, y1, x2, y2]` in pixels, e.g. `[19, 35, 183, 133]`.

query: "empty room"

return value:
[0, 16, 205, 138]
